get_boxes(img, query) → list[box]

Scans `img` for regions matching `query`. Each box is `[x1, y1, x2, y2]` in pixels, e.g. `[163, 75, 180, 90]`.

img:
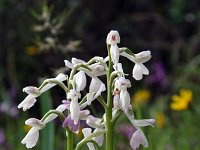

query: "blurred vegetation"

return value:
[0, 0, 200, 149]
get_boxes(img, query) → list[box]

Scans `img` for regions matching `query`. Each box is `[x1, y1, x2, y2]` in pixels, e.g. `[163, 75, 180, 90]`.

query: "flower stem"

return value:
[66, 128, 73, 150]
[106, 44, 114, 150]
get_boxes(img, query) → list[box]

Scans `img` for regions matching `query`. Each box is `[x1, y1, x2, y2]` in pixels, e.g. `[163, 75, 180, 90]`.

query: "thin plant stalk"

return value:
[66, 128, 73, 150]
[105, 44, 114, 150]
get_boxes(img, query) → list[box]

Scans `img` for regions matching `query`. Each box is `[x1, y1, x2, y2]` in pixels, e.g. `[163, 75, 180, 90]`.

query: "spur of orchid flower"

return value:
[18, 30, 154, 150]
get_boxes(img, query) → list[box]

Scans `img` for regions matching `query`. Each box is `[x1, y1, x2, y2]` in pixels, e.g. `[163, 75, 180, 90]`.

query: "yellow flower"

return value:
[156, 112, 165, 128]
[23, 125, 32, 132]
[25, 46, 39, 56]
[170, 89, 192, 111]
[132, 89, 151, 106]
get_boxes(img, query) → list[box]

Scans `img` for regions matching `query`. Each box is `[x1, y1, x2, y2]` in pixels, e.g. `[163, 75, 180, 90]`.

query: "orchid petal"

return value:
[89, 77, 103, 93]
[70, 99, 80, 124]
[25, 118, 45, 129]
[71, 58, 86, 65]
[64, 60, 74, 69]
[23, 86, 41, 97]
[115, 77, 131, 90]
[73, 71, 86, 91]
[120, 90, 131, 113]
[132, 63, 144, 80]
[135, 119, 155, 127]
[86, 115, 104, 128]
[130, 129, 148, 150]
[18, 95, 37, 111]
[21, 127, 40, 149]
[134, 51, 151, 63]
[110, 44, 119, 65]
[67, 89, 81, 100]
[79, 110, 90, 120]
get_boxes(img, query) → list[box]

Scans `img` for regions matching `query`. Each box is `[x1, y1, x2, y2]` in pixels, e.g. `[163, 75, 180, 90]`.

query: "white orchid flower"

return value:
[115, 77, 131, 112]
[106, 30, 120, 66]
[121, 50, 151, 80]
[18, 73, 67, 111]
[65, 57, 106, 78]
[21, 103, 69, 148]
[62, 109, 90, 133]
[86, 77, 106, 105]
[64, 58, 86, 69]
[116, 98, 155, 150]
[67, 89, 81, 124]
[73, 71, 86, 91]
[21, 118, 45, 149]
[85, 63, 106, 77]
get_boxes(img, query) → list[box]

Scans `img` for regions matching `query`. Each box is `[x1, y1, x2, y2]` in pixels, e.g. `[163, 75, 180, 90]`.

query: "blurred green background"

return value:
[0, 0, 200, 149]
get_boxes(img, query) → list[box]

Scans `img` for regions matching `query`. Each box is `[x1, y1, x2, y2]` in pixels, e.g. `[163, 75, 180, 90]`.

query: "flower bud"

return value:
[106, 30, 120, 45]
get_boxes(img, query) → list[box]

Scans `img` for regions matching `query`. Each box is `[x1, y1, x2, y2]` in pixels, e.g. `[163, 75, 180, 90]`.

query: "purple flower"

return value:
[0, 129, 5, 145]
[146, 62, 169, 88]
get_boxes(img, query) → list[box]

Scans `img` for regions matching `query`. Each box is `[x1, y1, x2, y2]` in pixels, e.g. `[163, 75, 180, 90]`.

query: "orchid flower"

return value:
[106, 30, 120, 66]
[64, 58, 86, 69]
[121, 50, 151, 80]
[21, 118, 45, 149]
[18, 73, 67, 111]
[86, 77, 106, 105]
[21, 103, 69, 148]
[115, 77, 131, 112]
[84, 62, 106, 77]
[65, 57, 106, 78]
[67, 89, 81, 124]
[62, 100, 90, 133]
[73, 71, 87, 91]
[116, 94, 155, 150]
[19, 30, 154, 150]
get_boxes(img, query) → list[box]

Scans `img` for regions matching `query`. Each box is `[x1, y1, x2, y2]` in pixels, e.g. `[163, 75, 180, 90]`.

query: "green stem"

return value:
[105, 44, 114, 150]
[97, 96, 107, 109]
[66, 128, 73, 150]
